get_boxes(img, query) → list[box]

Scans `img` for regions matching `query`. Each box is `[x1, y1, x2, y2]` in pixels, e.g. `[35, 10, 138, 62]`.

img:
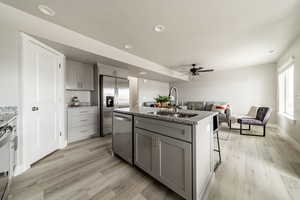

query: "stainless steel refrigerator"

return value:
[100, 75, 130, 136]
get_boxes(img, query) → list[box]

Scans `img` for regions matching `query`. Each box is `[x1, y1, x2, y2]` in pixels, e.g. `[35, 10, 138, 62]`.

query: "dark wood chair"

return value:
[237, 107, 272, 137]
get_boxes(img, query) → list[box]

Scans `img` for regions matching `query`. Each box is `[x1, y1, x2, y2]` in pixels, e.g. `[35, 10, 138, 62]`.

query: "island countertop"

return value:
[113, 107, 218, 125]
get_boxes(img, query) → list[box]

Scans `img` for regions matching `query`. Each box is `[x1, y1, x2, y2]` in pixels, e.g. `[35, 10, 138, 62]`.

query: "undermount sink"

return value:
[148, 111, 198, 118]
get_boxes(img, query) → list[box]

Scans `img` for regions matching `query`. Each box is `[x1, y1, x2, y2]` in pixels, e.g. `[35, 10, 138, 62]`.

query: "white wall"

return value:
[0, 23, 19, 106]
[277, 35, 300, 144]
[138, 79, 170, 106]
[97, 62, 129, 78]
[65, 91, 91, 105]
[171, 63, 277, 123]
[128, 76, 139, 107]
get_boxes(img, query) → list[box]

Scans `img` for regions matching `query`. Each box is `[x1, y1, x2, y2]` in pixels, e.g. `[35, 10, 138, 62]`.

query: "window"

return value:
[278, 63, 294, 118]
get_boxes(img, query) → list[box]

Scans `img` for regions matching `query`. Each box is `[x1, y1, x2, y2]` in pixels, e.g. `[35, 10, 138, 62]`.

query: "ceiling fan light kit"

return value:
[188, 64, 214, 76]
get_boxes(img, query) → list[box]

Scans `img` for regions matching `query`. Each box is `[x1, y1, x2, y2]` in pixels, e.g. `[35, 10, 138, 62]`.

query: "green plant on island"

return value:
[154, 95, 171, 103]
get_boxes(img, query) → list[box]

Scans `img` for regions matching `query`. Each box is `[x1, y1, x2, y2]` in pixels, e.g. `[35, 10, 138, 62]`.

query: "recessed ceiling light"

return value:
[124, 44, 133, 49]
[38, 5, 56, 16]
[139, 72, 147, 75]
[154, 25, 165, 32]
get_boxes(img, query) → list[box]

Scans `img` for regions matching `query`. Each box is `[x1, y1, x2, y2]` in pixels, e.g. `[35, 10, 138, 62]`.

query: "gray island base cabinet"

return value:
[134, 118, 192, 200]
[113, 108, 216, 200]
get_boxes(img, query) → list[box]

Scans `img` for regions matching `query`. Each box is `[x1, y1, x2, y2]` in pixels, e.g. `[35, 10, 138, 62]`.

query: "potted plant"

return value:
[154, 95, 170, 108]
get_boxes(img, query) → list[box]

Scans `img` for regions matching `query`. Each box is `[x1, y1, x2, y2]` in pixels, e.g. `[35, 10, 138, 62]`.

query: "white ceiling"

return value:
[1, 0, 300, 70]
[33, 36, 179, 82]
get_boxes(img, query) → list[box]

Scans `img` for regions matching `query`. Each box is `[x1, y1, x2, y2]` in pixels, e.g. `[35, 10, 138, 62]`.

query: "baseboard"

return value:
[59, 140, 68, 149]
[267, 123, 279, 129]
[14, 164, 30, 176]
[277, 126, 300, 152]
[202, 172, 215, 200]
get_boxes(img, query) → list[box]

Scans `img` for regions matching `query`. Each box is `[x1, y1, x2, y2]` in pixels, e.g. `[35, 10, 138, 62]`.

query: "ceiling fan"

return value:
[176, 64, 214, 76]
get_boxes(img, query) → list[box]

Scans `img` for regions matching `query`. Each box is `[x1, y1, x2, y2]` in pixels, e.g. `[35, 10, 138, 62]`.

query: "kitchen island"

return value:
[112, 107, 218, 200]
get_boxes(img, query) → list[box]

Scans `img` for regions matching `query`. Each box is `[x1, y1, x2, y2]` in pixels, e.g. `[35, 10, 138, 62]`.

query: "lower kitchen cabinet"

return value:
[156, 134, 192, 200]
[134, 128, 155, 175]
[134, 127, 192, 200]
[67, 106, 98, 143]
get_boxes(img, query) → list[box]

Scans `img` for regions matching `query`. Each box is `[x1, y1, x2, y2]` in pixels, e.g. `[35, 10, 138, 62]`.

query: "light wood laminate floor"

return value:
[9, 126, 300, 200]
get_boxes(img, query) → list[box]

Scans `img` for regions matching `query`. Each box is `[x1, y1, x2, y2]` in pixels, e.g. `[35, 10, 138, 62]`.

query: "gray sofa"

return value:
[185, 101, 231, 126]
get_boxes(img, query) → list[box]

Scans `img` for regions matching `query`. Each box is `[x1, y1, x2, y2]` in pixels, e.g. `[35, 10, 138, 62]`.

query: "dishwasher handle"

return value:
[114, 115, 131, 122]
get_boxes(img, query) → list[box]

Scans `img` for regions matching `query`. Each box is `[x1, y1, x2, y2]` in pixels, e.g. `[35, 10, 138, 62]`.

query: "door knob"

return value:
[32, 106, 39, 111]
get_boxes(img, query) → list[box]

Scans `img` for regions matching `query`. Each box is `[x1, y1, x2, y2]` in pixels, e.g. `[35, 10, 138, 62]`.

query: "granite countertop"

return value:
[0, 106, 17, 128]
[0, 113, 17, 128]
[114, 107, 218, 125]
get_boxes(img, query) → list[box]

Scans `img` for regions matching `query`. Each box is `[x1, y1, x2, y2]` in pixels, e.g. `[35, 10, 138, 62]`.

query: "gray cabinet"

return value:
[134, 128, 155, 175]
[67, 107, 98, 143]
[134, 126, 192, 200]
[156, 134, 192, 200]
[135, 117, 192, 142]
[66, 60, 94, 91]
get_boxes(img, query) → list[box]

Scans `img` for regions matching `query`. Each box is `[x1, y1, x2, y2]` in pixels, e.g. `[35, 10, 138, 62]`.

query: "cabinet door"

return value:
[66, 60, 94, 90]
[75, 63, 86, 90]
[155, 134, 192, 200]
[86, 65, 94, 90]
[134, 128, 155, 175]
[66, 61, 78, 90]
[80, 64, 94, 90]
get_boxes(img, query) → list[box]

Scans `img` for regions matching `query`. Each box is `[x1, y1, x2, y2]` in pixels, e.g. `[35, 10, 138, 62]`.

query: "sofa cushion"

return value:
[238, 118, 263, 125]
[194, 102, 205, 110]
[186, 101, 205, 110]
[247, 106, 258, 118]
[186, 102, 195, 110]
[256, 107, 272, 124]
[212, 103, 229, 114]
[204, 103, 214, 111]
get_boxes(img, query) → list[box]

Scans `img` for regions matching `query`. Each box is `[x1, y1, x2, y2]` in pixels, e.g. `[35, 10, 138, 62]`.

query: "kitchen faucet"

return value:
[169, 86, 179, 112]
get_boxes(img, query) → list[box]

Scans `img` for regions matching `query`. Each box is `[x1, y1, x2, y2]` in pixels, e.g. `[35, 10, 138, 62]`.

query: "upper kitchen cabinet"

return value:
[66, 60, 94, 91]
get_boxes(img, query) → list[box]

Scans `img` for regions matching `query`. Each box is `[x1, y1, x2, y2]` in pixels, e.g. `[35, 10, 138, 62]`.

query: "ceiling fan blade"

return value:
[177, 69, 189, 73]
[197, 69, 214, 72]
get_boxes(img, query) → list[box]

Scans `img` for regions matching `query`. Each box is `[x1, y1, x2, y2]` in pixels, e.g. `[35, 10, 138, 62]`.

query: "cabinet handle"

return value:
[80, 119, 88, 122]
[80, 129, 89, 133]
[80, 111, 89, 114]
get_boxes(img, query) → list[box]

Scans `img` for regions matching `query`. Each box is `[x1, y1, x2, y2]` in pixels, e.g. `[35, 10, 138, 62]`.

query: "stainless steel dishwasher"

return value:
[112, 112, 133, 164]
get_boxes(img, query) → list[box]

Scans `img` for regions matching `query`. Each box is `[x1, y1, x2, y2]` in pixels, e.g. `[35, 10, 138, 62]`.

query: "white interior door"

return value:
[23, 38, 62, 164]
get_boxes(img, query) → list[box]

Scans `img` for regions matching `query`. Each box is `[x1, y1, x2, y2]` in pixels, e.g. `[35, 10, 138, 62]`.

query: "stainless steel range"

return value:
[0, 115, 17, 200]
